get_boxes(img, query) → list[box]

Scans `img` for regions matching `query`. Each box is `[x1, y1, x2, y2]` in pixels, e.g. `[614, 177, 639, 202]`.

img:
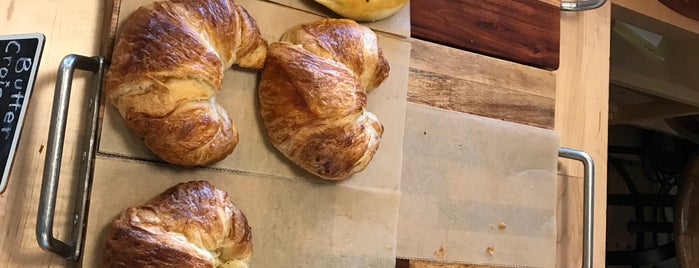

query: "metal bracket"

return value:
[561, 0, 607, 11]
[36, 54, 104, 261]
[559, 147, 595, 268]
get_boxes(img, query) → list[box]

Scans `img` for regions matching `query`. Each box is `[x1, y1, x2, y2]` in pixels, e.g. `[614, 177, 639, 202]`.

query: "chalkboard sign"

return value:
[0, 33, 45, 194]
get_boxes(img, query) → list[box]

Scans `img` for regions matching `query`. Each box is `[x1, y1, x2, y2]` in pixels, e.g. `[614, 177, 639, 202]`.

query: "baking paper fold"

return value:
[397, 103, 560, 268]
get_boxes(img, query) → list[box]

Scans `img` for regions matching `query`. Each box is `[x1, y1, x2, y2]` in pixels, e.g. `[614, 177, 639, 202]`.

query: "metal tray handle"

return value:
[559, 147, 595, 268]
[37, 54, 104, 260]
[561, 0, 607, 11]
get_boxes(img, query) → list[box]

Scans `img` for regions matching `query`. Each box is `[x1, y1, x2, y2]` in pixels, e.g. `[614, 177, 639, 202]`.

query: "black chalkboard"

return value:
[0, 33, 45, 194]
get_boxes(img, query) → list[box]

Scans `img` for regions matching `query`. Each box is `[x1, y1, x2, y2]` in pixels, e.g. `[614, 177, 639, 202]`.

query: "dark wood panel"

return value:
[411, 0, 560, 70]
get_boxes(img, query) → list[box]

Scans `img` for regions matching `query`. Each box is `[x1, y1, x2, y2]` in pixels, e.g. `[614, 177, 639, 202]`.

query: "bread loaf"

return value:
[314, 0, 409, 21]
[104, 181, 252, 268]
[105, 0, 267, 167]
[258, 19, 389, 180]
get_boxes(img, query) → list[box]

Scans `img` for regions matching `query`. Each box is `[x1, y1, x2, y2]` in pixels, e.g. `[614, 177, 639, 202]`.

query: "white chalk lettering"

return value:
[0, 80, 7, 90]
[3, 112, 14, 124]
[2, 56, 11, 66]
[0, 67, 7, 78]
[15, 57, 31, 73]
[13, 79, 22, 90]
[9, 92, 24, 112]
[5, 41, 20, 54]
[1, 127, 10, 139]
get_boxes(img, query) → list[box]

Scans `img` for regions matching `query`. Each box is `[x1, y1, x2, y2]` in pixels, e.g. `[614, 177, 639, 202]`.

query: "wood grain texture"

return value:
[0, 0, 105, 267]
[411, 0, 560, 70]
[555, 2, 610, 268]
[408, 38, 556, 129]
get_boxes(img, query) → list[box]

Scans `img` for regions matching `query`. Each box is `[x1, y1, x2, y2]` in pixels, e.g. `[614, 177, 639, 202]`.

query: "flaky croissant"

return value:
[104, 181, 252, 268]
[258, 19, 389, 180]
[105, 0, 267, 167]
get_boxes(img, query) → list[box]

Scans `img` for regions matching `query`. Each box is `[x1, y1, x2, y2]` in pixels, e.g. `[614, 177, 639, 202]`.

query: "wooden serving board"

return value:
[411, 0, 561, 70]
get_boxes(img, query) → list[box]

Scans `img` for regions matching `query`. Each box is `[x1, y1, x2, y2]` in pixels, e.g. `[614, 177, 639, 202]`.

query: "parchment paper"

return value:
[82, 156, 401, 267]
[397, 103, 559, 268]
[87, 0, 409, 267]
[100, 0, 410, 191]
[261, 0, 410, 37]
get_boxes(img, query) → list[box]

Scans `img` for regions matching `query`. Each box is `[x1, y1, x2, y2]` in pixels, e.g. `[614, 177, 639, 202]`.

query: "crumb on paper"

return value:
[39, 145, 44, 153]
[498, 222, 507, 230]
[433, 246, 446, 259]
[486, 244, 495, 255]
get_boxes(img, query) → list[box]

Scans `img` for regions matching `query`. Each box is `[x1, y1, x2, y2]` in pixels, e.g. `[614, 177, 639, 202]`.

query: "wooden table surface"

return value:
[0, 0, 610, 267]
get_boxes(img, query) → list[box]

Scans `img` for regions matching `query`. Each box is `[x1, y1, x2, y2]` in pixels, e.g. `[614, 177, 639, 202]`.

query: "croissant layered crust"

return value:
[105, 0, 268, 166]
[104, 181, 253, 268]
[258, 19, 389, 180]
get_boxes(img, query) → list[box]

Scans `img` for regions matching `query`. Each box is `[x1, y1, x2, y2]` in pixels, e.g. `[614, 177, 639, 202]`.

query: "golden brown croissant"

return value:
[105, 0, 268, 167]
[258, 19, 389, 180]
[104, 181, 252, 268]
[314, 0, 409, 21]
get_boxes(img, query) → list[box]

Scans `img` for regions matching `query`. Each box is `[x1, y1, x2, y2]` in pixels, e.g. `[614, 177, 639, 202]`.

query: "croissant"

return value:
[105, 0, 268, 167]
[258, 19, 389, 180]
[104, 181, 252, 268]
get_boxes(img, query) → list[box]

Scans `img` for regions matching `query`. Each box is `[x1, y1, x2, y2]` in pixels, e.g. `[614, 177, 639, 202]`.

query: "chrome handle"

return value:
[37, 54, 104, 260]
[561, 0, 607, 11]
[559, 147, 595, 268]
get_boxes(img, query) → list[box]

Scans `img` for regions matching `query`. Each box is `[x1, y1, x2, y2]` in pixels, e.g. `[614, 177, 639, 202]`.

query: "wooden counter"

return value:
[0, 0, 609, 267]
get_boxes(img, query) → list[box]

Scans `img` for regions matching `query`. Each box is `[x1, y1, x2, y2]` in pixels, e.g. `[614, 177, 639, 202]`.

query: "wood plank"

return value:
[401, 35, 556, 268]
[555, 2, 611, 268]
[0, 0, 105, 267]
[408, 38, 556, 129]
[411, 0, 560, 70]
